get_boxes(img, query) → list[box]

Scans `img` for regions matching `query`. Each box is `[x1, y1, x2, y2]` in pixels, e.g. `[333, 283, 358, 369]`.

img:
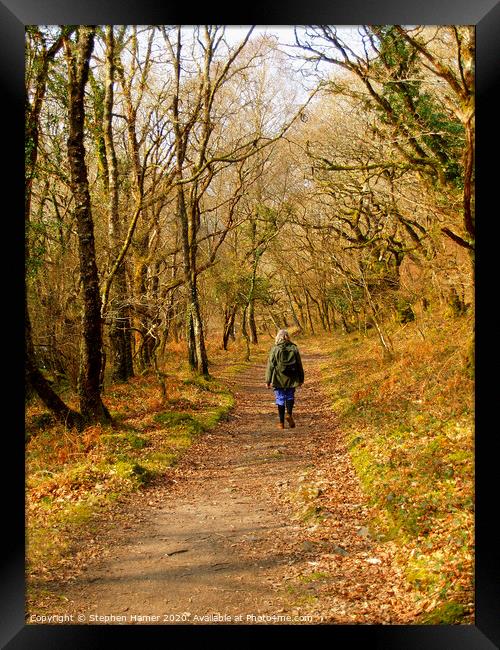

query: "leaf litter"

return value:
[27, 348, 435, 624]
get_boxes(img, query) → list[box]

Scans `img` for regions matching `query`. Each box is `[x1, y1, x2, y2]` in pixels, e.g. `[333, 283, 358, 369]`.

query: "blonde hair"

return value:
[275, 329, 290, 345]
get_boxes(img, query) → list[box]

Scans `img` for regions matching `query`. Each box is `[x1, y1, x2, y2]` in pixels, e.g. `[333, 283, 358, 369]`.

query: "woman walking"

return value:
[265, 329, 304, 429]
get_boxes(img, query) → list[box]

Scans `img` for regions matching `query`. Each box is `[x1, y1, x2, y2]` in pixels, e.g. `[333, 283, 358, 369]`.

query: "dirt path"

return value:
[46, 350, 417, 625]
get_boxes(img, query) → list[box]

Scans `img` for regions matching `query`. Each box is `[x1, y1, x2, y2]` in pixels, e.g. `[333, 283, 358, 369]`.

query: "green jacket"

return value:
[265, 341, 304, 388]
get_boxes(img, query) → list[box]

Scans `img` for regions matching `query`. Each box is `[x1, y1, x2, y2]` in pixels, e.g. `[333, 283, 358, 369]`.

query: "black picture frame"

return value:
[6, 0, 499, 647]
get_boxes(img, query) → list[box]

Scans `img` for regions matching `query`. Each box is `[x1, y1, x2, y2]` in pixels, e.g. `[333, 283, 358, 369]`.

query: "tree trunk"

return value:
[190, 287, 209, 376]
[223, 306, 237, 350]
[304, 290, 315, 335]
[322, 298, 332, 332]
[341, 313, 353, 334]
[109, 292, 134, 381]
[241, 305, 251, 362]
[25, 27, 83, 428]
[66, 26, 111, 424]
[247, 257, 258, 344]
[294, 294, 307, 332]
[186, 308, 197, 371]
[248, 298, 258, 344]
[463, 114, 475, 261]
[177, 183, 210, 376]
[363, 283, 394, 360]
[306, 289, 327, 331]
[103, 26, 134, 382]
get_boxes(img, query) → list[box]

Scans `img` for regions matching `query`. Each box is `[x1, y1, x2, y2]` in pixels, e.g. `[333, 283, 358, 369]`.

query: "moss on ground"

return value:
[315, 311, 474, 623]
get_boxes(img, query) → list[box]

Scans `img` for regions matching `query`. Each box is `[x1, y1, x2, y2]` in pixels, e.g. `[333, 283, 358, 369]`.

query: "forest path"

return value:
[52, 348, 415, 625]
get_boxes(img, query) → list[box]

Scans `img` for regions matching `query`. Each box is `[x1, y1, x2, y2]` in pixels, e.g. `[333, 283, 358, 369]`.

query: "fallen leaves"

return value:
[25, 329, 474, 625]
[312, 320, 474, 624]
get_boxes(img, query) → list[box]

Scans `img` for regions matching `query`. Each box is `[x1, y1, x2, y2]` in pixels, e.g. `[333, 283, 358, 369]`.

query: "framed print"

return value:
[7, 0, 499, 647]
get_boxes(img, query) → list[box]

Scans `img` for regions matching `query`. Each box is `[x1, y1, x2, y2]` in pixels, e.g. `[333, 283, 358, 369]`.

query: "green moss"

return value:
[58, 499, 97, 526]
[141, 451, 178, 473]
[110, 460, 152, 486]
[223, 361, 251, 377]
[101, 431, 149, 451]
[182, 375, 218, 392]
[444, 449, 472, 465]
[154, 391, 234, 436]
[350, 446, 387, 494]
[61, 462, 110, 489]
[154, 411, 205, 434]
[27, 497, 102, 569]
[332, 397, 354, 416]
[368, 509, 402, 542]
[418, 601, 468, 624]
[406, 551, 445, 592]
[348, 435, 364, 449]
[299, 571, 330, 583]
[199, 398, 234, 429]
[27, 525, 70, 567]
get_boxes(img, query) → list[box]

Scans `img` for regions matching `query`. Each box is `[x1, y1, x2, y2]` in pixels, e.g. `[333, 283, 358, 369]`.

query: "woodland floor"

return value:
[28, 349, 421, 625]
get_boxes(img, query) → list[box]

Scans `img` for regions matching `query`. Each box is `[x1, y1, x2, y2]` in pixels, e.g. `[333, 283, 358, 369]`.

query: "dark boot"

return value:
[286, 400, 295, 428]
[278, 404, 285, 428]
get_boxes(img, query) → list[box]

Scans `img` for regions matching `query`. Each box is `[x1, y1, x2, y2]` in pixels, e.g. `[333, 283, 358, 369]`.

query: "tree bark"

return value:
[306, 289, 327, 331]
[247, 259, 259, 344]
[66, 26, 111, 424]
[190, 283, 210, 376]
[223, 306, 237, 351]
[169, 27, 211, 377]
[103, 25, 134, 382]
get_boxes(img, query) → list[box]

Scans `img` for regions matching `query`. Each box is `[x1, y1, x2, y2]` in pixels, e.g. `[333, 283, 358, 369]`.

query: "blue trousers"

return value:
[273, 387, 296, 406]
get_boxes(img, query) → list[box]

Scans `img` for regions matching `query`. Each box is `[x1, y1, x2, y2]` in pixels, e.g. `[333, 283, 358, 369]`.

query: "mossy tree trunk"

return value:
[247, 255, 259, 344]
[65, 26, 111, 424]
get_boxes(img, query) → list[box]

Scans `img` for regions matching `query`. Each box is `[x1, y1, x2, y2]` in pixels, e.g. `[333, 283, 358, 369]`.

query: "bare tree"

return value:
[64, 26, 111, 423]
[295, 26, 474, 259]
[101, 25, 134, 381]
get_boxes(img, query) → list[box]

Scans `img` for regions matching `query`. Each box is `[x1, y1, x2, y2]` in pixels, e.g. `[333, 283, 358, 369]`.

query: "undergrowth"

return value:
[311, 308, 474, 624]
[25, 342, 250, 598]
